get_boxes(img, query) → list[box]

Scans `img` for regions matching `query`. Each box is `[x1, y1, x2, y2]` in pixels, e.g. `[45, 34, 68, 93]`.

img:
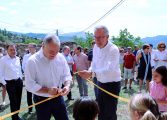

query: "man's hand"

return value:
[60, 86, 70, 96]
[38, 87, 49, 93]
[162, 60, 167, 62]
[48, 87, 60, 95]
[132, 69, 135, 73]
[78, 70, 92, 80]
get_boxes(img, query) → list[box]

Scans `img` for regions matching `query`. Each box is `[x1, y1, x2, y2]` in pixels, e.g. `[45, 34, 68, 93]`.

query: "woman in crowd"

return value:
[136, 44, 152, 93]
[154, 42, 167, 68]
[129, 94, 167, 120]
[149, 66, 167, 112]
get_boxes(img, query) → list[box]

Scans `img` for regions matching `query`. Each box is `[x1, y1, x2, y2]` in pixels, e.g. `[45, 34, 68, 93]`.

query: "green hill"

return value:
[0, 29, 42, 44]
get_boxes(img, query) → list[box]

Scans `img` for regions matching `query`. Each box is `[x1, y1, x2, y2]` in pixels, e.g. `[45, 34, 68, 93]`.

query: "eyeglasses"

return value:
[159, 46, 165, 49]
[94, 36, 107, 40]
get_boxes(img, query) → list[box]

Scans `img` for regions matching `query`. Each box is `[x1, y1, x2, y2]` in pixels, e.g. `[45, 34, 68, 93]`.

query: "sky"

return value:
[0, 0, 167, 38]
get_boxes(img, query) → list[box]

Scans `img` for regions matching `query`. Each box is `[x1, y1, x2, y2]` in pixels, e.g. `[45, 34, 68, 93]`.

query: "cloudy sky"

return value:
[0, 0, 167, 37]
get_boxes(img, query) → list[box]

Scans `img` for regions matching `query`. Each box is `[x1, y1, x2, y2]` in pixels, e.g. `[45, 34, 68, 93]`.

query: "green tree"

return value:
[0, 28, 42, 44]
[74, 32, 94, 48]
[24, 38, 42, 44]
[0, 34, 5, 42]
[2, 28, 7, 36]
[112, 28, 143, 48]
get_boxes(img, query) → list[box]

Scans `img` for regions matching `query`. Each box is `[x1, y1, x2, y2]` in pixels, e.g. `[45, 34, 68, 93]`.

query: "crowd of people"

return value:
[120, 42, 167, 93]
[0, 25, 166, 120]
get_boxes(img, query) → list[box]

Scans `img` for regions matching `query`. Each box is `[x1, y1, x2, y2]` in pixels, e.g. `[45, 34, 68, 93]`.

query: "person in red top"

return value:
[122, 47, 136, 90]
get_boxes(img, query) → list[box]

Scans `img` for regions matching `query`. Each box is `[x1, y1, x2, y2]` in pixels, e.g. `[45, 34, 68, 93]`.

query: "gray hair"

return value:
[63, 46, 70, 52]
[94, 25, 109, 35]
[43, 34, 60, 46]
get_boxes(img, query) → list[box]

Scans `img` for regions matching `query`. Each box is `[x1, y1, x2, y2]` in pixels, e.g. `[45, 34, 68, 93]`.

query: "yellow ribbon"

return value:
[86, 78, 129, 103]
[74, 71, 129, 102]
[1, 71, 166, 119]
[0, 93, 61, 120]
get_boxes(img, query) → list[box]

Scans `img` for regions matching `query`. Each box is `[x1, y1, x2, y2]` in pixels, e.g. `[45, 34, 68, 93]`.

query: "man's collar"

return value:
[100, 41, 111, 50]
[62, 53, 68, 57]
[77, 52, 82, 56]
[6, 54, 16, 59]
[39, 48, 46, 59]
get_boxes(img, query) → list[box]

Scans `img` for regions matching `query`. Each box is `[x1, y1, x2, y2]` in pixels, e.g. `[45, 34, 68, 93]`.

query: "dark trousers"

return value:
[27, 91, 33, 112]
[34, 95, 69, 120]
[93, 77, 98, 100]
[62, 84, 72, 100]
[67, 70, 73, 99]
[67, 91, 72, 100]
[6, 79, 23, 120]
[97, 81, 121, 120]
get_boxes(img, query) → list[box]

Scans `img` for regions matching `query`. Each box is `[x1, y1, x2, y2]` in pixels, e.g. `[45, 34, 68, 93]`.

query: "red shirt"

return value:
[123, 53, 136, 69]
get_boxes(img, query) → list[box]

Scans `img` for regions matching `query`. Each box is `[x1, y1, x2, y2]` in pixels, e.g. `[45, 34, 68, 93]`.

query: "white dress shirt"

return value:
[0, 53, 3, 58]
[154, 50, 167, 68]
[25, 49, 72, 97]
[150, 49, 157, 67]
[90, 41, 121, 83]
[62, 53, 74, 71]
[22, 53, 33, 72]
[0, 54, 22, 85]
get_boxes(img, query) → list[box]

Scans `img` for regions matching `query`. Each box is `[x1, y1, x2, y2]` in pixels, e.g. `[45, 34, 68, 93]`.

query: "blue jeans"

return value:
[76, 75, 88, 96]
[34, 95, 69, 120]
[97, 81, 121, 120]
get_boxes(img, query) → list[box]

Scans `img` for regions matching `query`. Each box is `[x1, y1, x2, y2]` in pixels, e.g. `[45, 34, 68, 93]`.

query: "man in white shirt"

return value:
[62, 46, 74, 100]
[0, 47, 6, 107]
[0, 44, 23, 120]
[0, 47, 3, 58]
[22, 43, 36, 114]
[25, 34, 72, 120]
[79, 26, 121, 120]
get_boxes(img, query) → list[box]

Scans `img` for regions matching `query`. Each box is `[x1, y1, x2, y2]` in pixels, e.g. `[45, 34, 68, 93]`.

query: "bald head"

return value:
[43, 34, 60, 60]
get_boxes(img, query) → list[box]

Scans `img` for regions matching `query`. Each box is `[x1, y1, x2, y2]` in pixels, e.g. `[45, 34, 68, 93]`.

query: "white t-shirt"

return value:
[154, 50, 167, 68]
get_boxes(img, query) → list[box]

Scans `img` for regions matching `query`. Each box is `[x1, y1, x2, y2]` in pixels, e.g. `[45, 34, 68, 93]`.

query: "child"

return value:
[73, 97, 99, 120]
[129, 94, 167, 120]
[149, 66, 167, 112]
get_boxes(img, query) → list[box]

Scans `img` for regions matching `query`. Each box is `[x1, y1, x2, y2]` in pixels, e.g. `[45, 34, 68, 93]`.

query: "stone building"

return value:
[0, 41, 77, 57]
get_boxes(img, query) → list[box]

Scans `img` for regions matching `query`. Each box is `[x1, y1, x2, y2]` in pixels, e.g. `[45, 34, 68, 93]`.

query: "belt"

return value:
[5, 78, 22, 82]
[98, 81, 121, 85]
[34, 94, 61, 101]
[34, 95, 48, 99]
